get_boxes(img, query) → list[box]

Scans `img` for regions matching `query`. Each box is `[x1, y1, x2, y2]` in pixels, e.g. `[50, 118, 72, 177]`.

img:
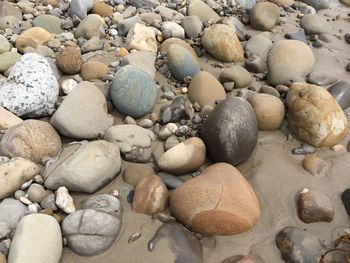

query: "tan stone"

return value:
[287, 82, 349, 147]
[133, 175, 169, 215]
[188, 0, 220, 23]
[44, 0, 59, 7]
[126, 23, 157, 53]
[302, 155, 329, 176]
[0, 106, 22, 130]
[202, 24, 243, 63]
[188, 71, 226, 107]
[16, 27, 52, 53]
[267, 0, 294, 6]
[0, 251, 6, 263]
[247, 93, 285, 131]
[170, 163, 260, 235]
[123, 163, 155, 187]
[116, 47, 129, 57]
[221, 255, 255, 263]
[1, 120, 62, 164]
[157, 137, 206, 175]
[159, 38, 197, 58]
[91, 2, 113, 17]
[81, 61, 109, 81]
[250, 2, 280, 31]
[56, 47, 82, 75]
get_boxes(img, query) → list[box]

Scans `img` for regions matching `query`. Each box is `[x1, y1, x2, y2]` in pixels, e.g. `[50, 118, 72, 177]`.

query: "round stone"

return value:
[56, 47, 82, 75]
[300, 14, 331, 35]
[32, 14, 63, 34]
[250, 2, 280, 31]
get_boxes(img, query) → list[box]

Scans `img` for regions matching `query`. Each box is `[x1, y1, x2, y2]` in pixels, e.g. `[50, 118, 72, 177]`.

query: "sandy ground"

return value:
[61, 1, 350, 262]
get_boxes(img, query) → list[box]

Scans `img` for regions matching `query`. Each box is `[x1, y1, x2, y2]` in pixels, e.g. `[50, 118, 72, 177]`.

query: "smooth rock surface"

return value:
[81, 194, 122, 218]
[123, 163, 155, 187]
[250, 2, 280, 31]
[328, 80, 350, 110]
[0, 107, 22, 130]
[0, 198, 26, 228]
[188, 0, 220, 23]
[16, 27, 52, 53]
[126, 23, 157, 52]
[220, 66, 252, 89]
[300, 14, 331, 35]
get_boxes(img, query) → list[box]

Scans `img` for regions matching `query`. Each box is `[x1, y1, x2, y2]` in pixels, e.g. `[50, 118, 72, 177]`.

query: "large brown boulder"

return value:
[170, 163, 260, 235]
[287, 82, 349, 147]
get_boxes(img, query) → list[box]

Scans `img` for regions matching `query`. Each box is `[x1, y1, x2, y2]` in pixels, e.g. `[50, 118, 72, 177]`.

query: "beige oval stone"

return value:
[81, 61, 109, 81]
[133, 175, 169, 216]
[247, 93, 285, 131]
[170, 163, 260, 235]
[302, 155, 329, 176]
[157, 137, 206, 175]
[188, 71, 226, 107]
[287, 82, 349, 147]
[16, 27, 52, 53]
[1, 120, 62, 163]
[123, 163, 155, 187]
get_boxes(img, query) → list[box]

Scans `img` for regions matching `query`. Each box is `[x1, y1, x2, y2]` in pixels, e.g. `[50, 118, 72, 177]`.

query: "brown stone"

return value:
[56, 47, 82, 75]
[16, 27, 52, 53]
[0, 120, 62, 164]
[133, 175, 169, 216]
[221, 255, 255, 263]
[0, 251, 6, 263]
[287, 82, 349, 147]
[302, 155, 329, 176]
[170, 163, 260, 235]
[80, 61, 109, 81]
[159, 38, 197, 58]
[91, 2, 113, 17]
[0, 106, 22, 130]
[188, 71, 226, 107]
[116, 47, 129, 57]
[123, 163, 155, 187]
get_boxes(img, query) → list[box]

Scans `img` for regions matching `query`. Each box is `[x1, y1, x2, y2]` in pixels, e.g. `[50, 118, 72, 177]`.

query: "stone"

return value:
[170, 163, 260, 235]
[286, 82, 349, 147]
[341, 188, 350, 216]
[74, 14, 105, 40]
[188, 0, 220, 23]
[328, 80, 350, 110]
[117, 16, 142, 37]
[0, 53, 58, 118]
[129, 0, 160, 9]
[0, 158, 40, 200]
[32, 15, 63, 34]
[62, 209, 121, 256]
[140, 12, 162, 25]
[157, 138, 205, 175]
[167, 44, 200, 81]
[133, 175, 169, 215]
[148, 223, 202, 263]
[0, 252, 5, 263]
[157, 172, 183, 189]
[221, 255, 255, 263]
[81, 61, 109, 81]
[81, 194, 122, 218]
[8, 214, 62, 263]
[260, 85, 280, 97]
[103, 124, 155, 163]
[0, 107, 22, 130]
[297, 188, 334, 223]
[220, 66, 252, 89]
[189, 71, 226, 106]
[250, 2, 280, 31]
[0, 222, 10, 240]
[80, 36, 103, 53]
[300, 14, 331, 35]
[0, 35, 10, 54]
[276, 227, 326, 263]
[285, 29, 308, 44]
[56, 47, 82, 75]
[235, 0, 256, 8]
[44, 140, 121, 194]
[244, 34, 273, 60]
[0, 52, 21, 73]
[126, 23, 157, 52]
[202, 24, 244, 63]
[302, 155, 329, 176]
[181, 16, 203, 38]
[247, 93, 285, 131]
[301, 0, 329, 10]
[40, 194, 57, 211]
[111, 65, 157, 118]
[268, 0, 294, 6]
[123, 163, 155, 187]
[70, 0, 94, 19]
[91, 2, 113, 17]
[161, 22, 185, 39]
[156, 6, 184, 21]
[159, 38, 197, 58]
[201, 98, 258, 165]
[0, 198, 26, 228]
[307, 72, 338, 86]
[27, 184, 47, 203]
[341, 0, 350, 6]
[0, 2, 22, 21]
[159, 96, 193, 124]
[245, 54, 266, 73]
[55, 186, 75, 214]
[1, 120, 61, 164]
[120, 51, 156, 79]
[16, 27, 52, 54]
[50, 81, 114, 139]
[267, 40, 315, 86]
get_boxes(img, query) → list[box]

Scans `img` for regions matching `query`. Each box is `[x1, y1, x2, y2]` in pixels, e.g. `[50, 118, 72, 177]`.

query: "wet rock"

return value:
[287, 82, 349, 147]
[170, 163, 260, 235]
[62, 209, 121, 256]
[328, 80, 350, 109]
[51, 81, 114, 139]
[300, 14, 331, 35]
[111, 65, 157, 118]
[0, 198, 26, 228]
[188, 0, 220, 23]
[56, 47, 82, 75]
[182, 16, 203, 38]
[247, 93, 285, 131]
[70, 0, 94, 19]
[81, 194, 122, 218]
[0, 107, 22, 130]
[123, 163, 155, 187]
[188, 71, 226, 107]
[0, 53, 58, 118]
[159, 96, 193, 124]
[201, 98, 258, 165]
[302, 155, 329, 176]
[297, 188, 334, 223]
[341, 188, 350, 216]
[81, 61, 109, 81]
[8, 214, 62, 263]
[157, 138, 205, 175]
[55, 186, 75, 214]
[74, 14, 105, 40]
[133, 175, 169, 215]
[250, 2, 280, 31]
[27, 184, 47, 203]
[220, 66, 252, 89]
[126, 23, 157, 52]
[0, 158, 40, 200]
[148, 223, 202, 263]
[167, 44, 200, 81]
[16, 27, 52, 53]
[307, 72, 337, 86]
[32, 15, 63, 34]
[276, 226, 325, 263]
[44, 140, 121, 194]
[157, 172, 183, 189]
[202, 24, 243, 63]
[1, 120, 61, 164]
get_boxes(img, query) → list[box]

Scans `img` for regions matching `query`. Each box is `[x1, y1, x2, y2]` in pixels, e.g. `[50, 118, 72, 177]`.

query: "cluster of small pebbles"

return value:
[0, 0, 350, 262]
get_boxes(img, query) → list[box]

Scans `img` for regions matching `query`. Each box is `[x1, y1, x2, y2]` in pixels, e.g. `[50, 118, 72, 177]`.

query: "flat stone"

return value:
[32, 15, 63, 34]
[307, 72, 338, 86]
[328, 80, 350, 109]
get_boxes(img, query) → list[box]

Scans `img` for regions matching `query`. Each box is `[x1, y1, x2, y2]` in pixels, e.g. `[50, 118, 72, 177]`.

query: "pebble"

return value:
[250, 2, 280, 31]
[55, 186, 75, 214]
[0, 52, 21, 74]
[56, 47, 82, 75]
[161, 21, 185, 39]
[302, 155, 329, 176]
[221, 255, 255, 263]
[188, 0, 220, 23]
[328, 80, 350, 109]
[157, 172, 183, 189]
[32, 14, 63, 34]
[70, 0, 94, 19]
[75, 14, 105, 40]
[182, 16, 203, 38]
[40, 194, 58, 211]
[0, 35, 10, 54]
[61, 79, 78, 95]
[307, 72, 338, 86]
[123, 163, 155, 187]
[80, 36, 103, 53]
[16, 27, 52, 53]
[81, 194, 122, 218]
[159, 96, 193, 124]
[126, 23, 157, 52]
[220, 66, 252, 89]
[81, 61, 109, 81]
[259, 85, 280, 97]
[300, 14, 331, 35]
[341, 188, 350, 216]
[302, 0, 329, 10]
[27, 184, 47, 203]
